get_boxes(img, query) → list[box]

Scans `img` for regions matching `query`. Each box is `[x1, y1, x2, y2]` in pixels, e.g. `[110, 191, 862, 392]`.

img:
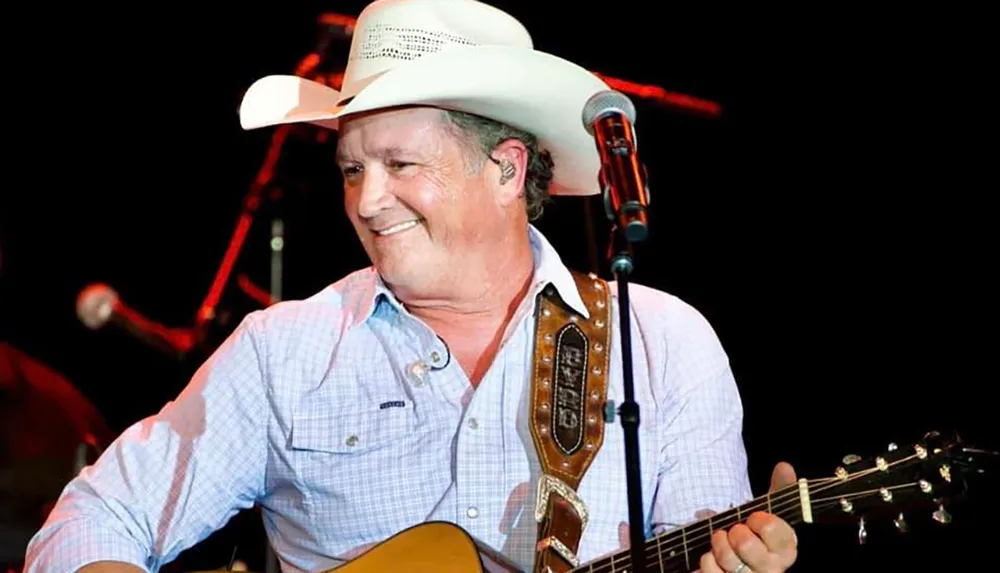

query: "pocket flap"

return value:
[290, 397, 412, 454]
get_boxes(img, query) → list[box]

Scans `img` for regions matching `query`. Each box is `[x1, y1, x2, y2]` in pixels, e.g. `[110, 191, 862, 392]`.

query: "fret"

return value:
[576, 483, 805, 573]
[655, 532, 664, 572]
[681, 525, 689, 570]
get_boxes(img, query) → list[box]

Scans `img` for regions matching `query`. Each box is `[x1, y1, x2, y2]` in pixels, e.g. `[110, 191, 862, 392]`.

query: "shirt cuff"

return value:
[24, 519, 150, 573]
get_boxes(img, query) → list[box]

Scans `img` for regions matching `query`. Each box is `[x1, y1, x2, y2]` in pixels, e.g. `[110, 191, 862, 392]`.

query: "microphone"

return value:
[582, 90, 651, 243]
[76, 283, 195, 360]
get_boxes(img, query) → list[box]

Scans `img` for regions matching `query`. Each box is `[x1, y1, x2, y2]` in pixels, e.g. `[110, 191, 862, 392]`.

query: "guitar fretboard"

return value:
[574, 482, 806, 573]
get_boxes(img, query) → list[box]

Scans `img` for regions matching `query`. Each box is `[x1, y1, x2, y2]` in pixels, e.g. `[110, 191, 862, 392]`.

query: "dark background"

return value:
[1, 2, 992, 571]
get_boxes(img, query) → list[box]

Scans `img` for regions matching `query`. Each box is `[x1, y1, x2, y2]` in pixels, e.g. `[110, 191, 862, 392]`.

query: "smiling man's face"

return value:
[336, 106, 516, 301]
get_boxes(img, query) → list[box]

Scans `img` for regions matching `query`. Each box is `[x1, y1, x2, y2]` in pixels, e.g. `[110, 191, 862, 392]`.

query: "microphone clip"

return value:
[600, 163, 652, 225]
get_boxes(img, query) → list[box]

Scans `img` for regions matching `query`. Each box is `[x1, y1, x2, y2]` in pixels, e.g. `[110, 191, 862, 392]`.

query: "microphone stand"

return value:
[193, 125, 290, 336]
[605, 222, 646, 573]
[194, 48, 343, 336]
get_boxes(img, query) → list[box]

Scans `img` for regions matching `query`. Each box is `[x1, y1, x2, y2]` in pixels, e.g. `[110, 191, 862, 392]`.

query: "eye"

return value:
[388, 160, 414, 171]
[340, 164, 363, 178]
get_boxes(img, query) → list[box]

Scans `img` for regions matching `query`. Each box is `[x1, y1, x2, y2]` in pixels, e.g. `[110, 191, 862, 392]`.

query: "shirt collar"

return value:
[525, 224, 590, 319]
[346, 224, 590, 330]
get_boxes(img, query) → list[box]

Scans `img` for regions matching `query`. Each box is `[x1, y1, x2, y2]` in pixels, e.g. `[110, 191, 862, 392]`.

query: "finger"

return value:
[769, 461, 797, 491]
[747, 511, 798, 565]
[695, 508, 718, 520]
[711, 528, 752, 573]
[728, 523, 774, 571]
[699, 547, 728, 573]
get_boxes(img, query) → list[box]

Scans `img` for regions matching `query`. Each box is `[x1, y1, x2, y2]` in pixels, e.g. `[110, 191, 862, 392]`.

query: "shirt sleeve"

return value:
[649, 304, 754, 533]
[23, 313, 270, 572]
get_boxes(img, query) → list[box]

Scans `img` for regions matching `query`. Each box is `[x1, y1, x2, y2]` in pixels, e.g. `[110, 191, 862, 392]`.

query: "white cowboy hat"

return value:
[237, 0, 610, 196]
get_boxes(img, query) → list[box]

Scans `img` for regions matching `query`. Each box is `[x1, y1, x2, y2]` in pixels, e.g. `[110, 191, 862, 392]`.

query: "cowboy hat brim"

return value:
[238, 45, 609, 196]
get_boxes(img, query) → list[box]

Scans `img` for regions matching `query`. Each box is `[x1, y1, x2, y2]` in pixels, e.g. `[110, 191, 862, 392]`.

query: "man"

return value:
[24, 1, 799, 572]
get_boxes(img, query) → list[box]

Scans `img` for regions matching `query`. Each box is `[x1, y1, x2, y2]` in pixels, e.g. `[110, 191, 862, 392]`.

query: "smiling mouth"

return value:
[373, 219, 421, 237]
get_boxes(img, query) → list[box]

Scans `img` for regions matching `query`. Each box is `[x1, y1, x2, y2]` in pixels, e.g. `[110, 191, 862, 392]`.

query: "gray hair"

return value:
[441, 110, 555, 221]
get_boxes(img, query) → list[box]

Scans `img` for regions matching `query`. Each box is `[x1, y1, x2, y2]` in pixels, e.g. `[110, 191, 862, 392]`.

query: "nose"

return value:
[353, 168, 395, 219]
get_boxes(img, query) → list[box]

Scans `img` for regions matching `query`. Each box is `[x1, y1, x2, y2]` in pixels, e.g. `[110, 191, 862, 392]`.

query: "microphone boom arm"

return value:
[194, 124, 291, 330]
[194, 29, 344, 331]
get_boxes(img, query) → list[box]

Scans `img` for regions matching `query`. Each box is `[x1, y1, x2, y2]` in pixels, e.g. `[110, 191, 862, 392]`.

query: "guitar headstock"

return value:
[805, 430, 998, 540]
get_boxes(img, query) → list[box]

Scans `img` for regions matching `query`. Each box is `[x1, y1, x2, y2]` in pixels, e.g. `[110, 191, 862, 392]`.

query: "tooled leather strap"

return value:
[529, 270, 612, 573]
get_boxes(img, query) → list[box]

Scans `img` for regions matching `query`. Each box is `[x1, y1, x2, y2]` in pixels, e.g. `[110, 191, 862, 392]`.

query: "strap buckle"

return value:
[534, 474, 590, 531]
[536, 536, 580, 568]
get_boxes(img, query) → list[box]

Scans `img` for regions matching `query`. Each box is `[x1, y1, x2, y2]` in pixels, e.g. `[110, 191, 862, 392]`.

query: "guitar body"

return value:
[325, 521, 518, 573]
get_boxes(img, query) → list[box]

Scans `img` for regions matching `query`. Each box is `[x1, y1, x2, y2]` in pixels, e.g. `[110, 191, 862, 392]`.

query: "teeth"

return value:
[376, 220, 419, 236]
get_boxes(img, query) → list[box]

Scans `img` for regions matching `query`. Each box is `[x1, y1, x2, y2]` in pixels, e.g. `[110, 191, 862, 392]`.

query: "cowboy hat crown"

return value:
[238, 0, 610, 196]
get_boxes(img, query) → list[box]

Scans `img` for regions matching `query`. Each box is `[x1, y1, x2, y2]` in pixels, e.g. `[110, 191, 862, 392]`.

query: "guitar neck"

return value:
[565, 432, 994, 571]
[575, 482, 808, 573]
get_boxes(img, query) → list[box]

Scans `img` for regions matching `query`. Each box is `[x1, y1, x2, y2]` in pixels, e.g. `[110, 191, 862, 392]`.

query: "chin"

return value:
[374, 254, 450, 296]
[373, 254, 419, 282]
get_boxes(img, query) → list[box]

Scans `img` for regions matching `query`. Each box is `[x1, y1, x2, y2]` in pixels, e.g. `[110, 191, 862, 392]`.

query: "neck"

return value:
[401, 231, 535, 330]
[394, 228, 535, 387]
[572, 483, 809, 573]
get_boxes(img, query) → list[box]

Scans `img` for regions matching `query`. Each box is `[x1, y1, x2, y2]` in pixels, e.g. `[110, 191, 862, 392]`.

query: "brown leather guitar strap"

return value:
[528, 270, 613, 573]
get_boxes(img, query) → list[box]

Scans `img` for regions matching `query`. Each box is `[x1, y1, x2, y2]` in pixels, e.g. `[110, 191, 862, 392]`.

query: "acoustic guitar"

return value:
[200, 430, 997, 573]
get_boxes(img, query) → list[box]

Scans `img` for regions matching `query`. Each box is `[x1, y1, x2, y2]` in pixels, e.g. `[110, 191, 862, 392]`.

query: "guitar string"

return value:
[620, 463, 924, 572]
[644, 511, 818, 573]
[628, 456, 925, 569]
[647, 490, 913, 573]
[613, 463, 920, 573]
[594, 493, 869, 573]
[580, 483, 817, 573]
[582, 453, 926, 573]
[636, 460, 903, 560]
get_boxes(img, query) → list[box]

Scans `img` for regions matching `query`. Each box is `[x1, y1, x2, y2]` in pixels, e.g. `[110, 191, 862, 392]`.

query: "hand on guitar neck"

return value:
[697, 462, 799, 573]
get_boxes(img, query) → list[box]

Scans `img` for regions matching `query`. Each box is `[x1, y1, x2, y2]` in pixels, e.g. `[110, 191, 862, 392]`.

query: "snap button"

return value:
[408, 361, 428, 387]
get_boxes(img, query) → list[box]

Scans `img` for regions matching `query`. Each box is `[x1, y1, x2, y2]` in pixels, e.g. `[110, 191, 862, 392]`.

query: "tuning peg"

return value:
[858, 516, 867, 545]
[932, 504, 952, 524]
[888, 442, 898, 451]
[894, 512, 908, 533]
[939, 464, 952, 483]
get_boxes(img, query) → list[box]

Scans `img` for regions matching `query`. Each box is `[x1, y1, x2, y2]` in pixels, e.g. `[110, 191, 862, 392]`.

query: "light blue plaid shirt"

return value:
[24, 226, 752, 572]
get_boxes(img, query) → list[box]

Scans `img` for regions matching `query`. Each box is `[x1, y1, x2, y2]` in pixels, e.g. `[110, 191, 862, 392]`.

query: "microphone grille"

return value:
[76, 283, 118, 330]
[582, 90, 637, 134]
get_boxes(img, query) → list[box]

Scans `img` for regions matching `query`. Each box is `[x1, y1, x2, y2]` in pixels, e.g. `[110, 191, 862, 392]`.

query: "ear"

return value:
[488, 138, 529, 206]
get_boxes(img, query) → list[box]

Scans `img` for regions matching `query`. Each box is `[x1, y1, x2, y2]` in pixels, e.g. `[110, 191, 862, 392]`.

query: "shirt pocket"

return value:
[286, 396, 426, 543]
[290, 402, 413, 455]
